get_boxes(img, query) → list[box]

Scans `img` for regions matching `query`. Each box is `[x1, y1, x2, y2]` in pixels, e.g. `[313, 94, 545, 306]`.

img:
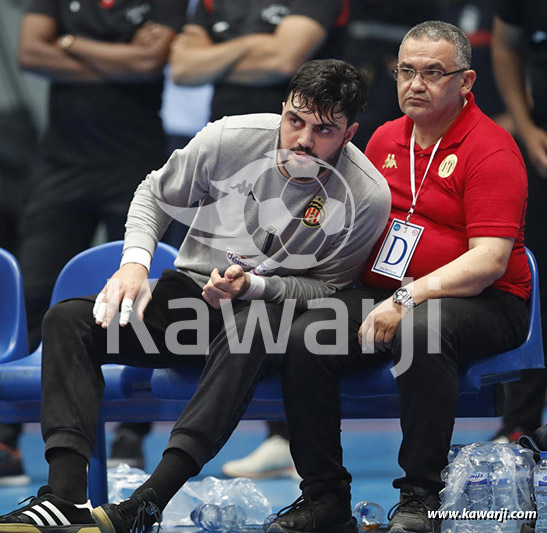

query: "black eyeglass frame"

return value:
[392, 67, 468, 82]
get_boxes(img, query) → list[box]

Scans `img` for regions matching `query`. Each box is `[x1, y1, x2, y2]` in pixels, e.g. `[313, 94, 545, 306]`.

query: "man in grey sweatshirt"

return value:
[0, 59, 390, 533]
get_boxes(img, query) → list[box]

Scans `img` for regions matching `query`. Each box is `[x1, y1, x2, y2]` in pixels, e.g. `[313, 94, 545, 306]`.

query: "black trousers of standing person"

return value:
[18, 159, 163, 353]
[40, 269, 288, 471]
[281, 285, 529, 500]
[502, 136, 547, 435]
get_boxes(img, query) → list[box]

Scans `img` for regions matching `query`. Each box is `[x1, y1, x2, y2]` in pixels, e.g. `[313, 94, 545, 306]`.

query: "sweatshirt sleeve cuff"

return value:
[238, 273, 266, 300]
[120, 247, 152, 272]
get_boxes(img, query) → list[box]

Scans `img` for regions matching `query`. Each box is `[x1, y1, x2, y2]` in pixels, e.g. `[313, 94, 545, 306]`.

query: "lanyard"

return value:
[407, 127, 442, 224]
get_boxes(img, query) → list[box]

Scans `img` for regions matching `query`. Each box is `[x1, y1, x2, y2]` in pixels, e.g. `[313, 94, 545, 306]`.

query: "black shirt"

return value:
[495, 0, 547, 126]
[192, 0, 348, 121]
[28, 0, 186, 169]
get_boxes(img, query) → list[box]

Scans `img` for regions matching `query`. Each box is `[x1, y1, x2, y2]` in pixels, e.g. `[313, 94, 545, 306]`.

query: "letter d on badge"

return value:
[384, 236, 407, 265]
[371, 218, 424, 280]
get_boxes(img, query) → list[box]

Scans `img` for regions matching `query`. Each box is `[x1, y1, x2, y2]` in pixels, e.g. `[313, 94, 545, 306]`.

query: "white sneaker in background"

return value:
[222, 435, 300, 480]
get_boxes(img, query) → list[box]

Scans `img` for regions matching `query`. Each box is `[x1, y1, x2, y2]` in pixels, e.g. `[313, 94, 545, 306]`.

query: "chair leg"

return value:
[89, 420, 108, 506]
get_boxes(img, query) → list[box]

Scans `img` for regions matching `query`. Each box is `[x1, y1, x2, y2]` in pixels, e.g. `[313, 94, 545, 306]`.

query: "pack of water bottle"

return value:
[439, 442, 535, 533]
[534, 451, 547, 533]
[108, 465, 272, 529]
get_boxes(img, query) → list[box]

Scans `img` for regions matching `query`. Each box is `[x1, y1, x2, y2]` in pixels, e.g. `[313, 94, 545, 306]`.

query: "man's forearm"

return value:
[406, 240, 513, 305]
[492, 18, 535, 137]
[224, 16, 326, 86]
[223, 37, 295, 85]
[65, 36, 168, 81]
[170, 33, 263, 86]
[18, 40, 102, 82]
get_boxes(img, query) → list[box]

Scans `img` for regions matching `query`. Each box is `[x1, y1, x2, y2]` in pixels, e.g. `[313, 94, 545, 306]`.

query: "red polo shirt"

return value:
[362, 93, 530, 300]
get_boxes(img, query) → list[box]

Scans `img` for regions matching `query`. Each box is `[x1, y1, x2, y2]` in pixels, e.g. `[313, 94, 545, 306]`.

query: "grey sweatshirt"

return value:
[124, 113, 390, 307]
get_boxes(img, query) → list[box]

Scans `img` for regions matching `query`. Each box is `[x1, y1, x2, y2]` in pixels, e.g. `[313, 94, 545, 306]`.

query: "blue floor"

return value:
[0, 417, 502, 530]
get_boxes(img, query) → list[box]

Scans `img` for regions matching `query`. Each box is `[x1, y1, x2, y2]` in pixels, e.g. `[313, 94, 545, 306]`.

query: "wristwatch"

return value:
[58, 34, 75, 51]
[392, 287, 416, 309]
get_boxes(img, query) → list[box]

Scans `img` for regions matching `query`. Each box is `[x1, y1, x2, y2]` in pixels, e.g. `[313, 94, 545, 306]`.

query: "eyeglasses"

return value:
[392, 66, 467, 84]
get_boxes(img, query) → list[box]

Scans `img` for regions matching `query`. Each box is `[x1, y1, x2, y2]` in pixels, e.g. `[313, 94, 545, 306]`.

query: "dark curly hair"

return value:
[285, 59, 368, 126]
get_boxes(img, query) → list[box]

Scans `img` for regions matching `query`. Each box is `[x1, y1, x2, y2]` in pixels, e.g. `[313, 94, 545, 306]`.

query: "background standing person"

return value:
[169, 0, 350, 480]
[17, 0, 186, 351]
[490, 0, 547, 443]
[170, 0, 349, 120]
[3, 0, 186, 484]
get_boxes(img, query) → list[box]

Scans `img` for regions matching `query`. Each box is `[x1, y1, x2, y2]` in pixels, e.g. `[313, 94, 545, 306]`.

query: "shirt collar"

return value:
[394, 92, 481, 151]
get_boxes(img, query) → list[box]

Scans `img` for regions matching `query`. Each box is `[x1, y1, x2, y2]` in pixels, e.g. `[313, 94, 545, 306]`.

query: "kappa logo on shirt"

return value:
[212, 21, 230, 33]
[532, 30, 547, 44]
[261, 5, 290, 25]
[125, 4, 151, 24]
[382, 154, 397, 169]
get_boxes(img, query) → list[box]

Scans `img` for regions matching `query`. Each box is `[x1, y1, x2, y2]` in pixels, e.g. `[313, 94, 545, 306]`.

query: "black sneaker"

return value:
[387, 487, 440, 533]
[92, 489, 160, 533]
[266, 493, 358, 533]
[0, 443, 31, 486]
[0, 485, 99, 532]
[107, 430, 144, 471]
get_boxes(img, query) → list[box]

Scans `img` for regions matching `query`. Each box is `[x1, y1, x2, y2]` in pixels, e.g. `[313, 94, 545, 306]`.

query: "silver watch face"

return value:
[393, 288, 409, 302]
[393, 288, 415, 308]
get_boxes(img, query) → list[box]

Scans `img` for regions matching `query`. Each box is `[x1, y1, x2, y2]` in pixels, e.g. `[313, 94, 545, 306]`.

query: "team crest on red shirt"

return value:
[100, 0, 115, 8]
[438, 154, 458, 178]
[302, 197, 325, 228]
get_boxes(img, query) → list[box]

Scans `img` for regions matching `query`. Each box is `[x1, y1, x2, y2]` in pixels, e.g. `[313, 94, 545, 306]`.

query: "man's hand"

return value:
[132, 22, 171, 48]
[202, 265, 251, 309]
[523, 124, 547, 177]
[358, 297, 408, 353]
[93, 263, 150, 328]
[171, 25, 214, 51]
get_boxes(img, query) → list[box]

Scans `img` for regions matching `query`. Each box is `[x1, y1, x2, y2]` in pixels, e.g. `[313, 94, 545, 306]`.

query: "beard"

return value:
[277, 139, 345, 181]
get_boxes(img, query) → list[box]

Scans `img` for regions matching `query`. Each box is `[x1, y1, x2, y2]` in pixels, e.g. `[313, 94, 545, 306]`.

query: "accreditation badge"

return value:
[371, 218, 424, 280]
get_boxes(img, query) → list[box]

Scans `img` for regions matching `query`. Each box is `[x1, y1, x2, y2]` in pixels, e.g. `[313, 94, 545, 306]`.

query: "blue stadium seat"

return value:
[0, 248, 28, 364]
[0, 240, 178, 504]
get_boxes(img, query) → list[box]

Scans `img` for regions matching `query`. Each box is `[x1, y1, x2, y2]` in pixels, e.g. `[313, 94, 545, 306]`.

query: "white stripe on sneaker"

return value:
[42, 501, 71, 526]
[22, 510, 46, 526]
[32, 505, 60, 526]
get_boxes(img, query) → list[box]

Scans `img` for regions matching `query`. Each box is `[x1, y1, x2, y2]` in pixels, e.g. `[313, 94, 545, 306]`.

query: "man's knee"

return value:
[285, 321, 341, 376]
[42, 298, 95, 339]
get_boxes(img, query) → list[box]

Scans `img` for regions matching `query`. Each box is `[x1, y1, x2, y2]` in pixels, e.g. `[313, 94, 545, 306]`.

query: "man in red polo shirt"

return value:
[269, 20, 529, 533]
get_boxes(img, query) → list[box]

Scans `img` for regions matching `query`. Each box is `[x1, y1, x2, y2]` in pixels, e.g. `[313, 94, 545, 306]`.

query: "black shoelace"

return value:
[387, 495, 432, 522]
[277, 494, 312, 516]
[275, 494, 317, 523]
[17, 495, 36, 506]
[120, 499, 162, 533]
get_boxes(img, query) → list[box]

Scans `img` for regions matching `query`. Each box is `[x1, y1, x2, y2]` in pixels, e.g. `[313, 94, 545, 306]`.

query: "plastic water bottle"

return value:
[534, 451, 547, 533]
[191, 503, 247, 531]
[352, 501, 385, 530]
[491, 463, 520, 533]
[465, 460, 492, 531]
[221, 505, 247, 530]
[448, 444, 464, 464]
[509, 444, 535, 512]
[263, 513, 277, 531]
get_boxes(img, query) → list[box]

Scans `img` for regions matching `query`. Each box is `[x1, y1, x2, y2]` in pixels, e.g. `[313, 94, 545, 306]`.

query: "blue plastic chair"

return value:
[0, 240, 178, 504]
[151, 248, 544, 420]
[0, 248, 28, 364]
